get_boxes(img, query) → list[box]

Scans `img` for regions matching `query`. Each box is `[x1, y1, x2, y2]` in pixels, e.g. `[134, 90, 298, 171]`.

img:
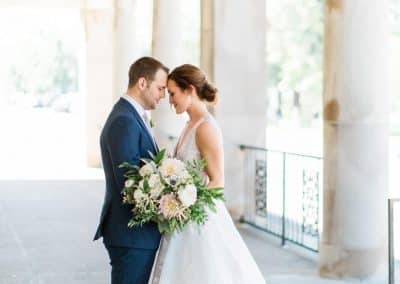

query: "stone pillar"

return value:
[82, 1, 115, 167]
[320, 0, 390, 280]
[200, 0, 215, 115]
[200, 0, 214, 82]
[113, 0, 136, 100]
[214, 0, 267, 218]
[151, 0, 189, 152]
[113, 0, 153, 99]
[84, 0, 152, 167]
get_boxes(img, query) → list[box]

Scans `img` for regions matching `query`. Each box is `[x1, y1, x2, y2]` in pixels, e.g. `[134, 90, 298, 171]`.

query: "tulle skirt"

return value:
[150, 200, 266, 284]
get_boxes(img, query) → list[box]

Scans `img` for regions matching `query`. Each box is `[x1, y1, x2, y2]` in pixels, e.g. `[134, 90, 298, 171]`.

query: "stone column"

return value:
[200, 0, 215, 115]
[200, 0, 214, 82]
[82, 1, 115, 167]
[84, 0, 152, 167]
[214, 0, 267, 218]
[113, 0, 153, 99]
[320, 0, 390, 280]
[113, 0, 136, 100]
[151, 0, 189, 152]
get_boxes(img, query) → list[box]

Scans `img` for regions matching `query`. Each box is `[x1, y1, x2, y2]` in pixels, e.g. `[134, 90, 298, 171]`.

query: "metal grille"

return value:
[240, 144, 322, 252]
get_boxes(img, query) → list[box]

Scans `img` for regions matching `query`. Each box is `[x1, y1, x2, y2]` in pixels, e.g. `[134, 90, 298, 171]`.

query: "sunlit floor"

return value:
[0, 180, 397, 284]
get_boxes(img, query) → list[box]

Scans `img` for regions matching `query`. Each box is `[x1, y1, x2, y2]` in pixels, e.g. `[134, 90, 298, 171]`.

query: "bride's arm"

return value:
[195, 122, 225, 189]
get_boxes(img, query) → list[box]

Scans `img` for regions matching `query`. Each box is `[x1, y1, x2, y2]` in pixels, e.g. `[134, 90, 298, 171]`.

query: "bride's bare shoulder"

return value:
[195, 120, 221, 148]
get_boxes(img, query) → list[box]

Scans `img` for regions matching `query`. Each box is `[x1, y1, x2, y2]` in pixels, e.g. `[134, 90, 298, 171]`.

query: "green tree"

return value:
[267, 0, 324, 126]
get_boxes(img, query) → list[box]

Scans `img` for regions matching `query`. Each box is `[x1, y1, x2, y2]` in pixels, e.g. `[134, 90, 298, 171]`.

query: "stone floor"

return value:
[239, 226, 393, 284]
[0, 180, 396, 284]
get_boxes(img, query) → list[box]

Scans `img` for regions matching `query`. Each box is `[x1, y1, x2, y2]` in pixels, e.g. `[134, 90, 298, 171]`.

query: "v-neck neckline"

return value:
[174, 114, 208, 157]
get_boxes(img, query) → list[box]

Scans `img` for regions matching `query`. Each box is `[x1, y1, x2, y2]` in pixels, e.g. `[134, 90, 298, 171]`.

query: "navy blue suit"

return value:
[94, 98, 161, 284]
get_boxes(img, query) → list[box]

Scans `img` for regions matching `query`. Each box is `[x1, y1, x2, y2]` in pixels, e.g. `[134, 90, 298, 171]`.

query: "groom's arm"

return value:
[106, 116, 141, 191]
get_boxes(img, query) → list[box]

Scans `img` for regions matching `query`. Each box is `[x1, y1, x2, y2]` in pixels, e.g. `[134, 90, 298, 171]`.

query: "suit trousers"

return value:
[105, 244, 157, 284]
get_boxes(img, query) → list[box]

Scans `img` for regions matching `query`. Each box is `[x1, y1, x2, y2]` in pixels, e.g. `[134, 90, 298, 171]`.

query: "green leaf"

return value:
[119, 162, 136, 169]
[154, 149, 166, 165]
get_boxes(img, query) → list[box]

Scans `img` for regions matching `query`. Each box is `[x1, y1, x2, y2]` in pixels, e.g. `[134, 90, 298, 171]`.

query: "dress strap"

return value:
[192, 114, 210, 132]
[174, 113, 212, 158]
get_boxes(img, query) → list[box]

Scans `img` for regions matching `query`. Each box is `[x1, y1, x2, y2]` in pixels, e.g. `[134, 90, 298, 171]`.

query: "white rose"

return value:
[148, 174, 164, 198]
[178, 184, 197, 207]
[125, 179, 134, 188]
[133, 189, 146, 202]
[150, 185, 164, 199]
[139, 163, 154, 177]
[148, 174, 161, 188]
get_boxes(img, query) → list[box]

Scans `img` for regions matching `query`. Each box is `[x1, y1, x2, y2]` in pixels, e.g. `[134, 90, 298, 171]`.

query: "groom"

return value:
[94, 57, 169, 284]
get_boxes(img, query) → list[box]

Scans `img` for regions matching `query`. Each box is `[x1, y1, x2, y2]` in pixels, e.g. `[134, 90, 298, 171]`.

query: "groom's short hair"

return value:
[128, 57, 169, 88]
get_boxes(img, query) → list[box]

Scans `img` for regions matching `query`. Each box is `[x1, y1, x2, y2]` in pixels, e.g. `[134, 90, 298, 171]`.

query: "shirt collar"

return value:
[121, 93, 146, 117]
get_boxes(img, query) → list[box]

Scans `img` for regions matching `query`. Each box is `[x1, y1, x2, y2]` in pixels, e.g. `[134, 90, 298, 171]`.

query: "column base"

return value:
[319, 243, 387, 281]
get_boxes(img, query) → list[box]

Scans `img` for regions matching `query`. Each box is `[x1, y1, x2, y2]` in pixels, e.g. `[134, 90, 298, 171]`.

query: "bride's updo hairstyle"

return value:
[168, 64, 218, 104]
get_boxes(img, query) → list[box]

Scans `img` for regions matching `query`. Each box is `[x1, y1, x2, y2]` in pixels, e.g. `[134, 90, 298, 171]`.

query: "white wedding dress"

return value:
[149, 114, 266, 284]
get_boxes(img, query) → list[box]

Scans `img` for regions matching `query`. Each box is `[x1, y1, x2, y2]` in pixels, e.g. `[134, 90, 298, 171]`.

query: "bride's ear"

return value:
[187, 84, 196, 96]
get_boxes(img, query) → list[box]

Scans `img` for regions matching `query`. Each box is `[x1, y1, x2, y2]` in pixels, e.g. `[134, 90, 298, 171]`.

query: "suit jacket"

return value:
[93, 98, 161, 249]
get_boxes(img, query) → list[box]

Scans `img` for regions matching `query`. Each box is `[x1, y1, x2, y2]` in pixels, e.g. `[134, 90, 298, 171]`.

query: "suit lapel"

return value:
[118, 98, 158, 153]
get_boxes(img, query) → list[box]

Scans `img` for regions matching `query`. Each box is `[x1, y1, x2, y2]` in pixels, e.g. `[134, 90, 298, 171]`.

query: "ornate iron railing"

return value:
[389, 198, 400, 284]
[239, 144, 323, 252]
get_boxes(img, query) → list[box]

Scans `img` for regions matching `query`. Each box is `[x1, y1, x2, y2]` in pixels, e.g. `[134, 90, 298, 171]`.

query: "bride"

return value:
[150, 64, 266, 284]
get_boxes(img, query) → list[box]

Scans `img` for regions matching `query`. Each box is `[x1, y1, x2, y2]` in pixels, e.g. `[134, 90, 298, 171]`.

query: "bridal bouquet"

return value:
[119, 149, 224, 234]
